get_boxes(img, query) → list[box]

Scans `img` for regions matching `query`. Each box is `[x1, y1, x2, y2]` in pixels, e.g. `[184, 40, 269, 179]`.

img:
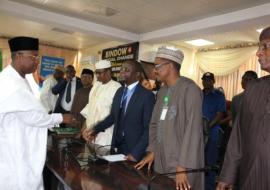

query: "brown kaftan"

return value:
[147, 77, 204, 189]
[219, 75, 270, 189]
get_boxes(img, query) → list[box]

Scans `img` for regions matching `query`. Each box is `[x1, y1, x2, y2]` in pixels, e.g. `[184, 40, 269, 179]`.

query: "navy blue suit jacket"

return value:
[52, 77, 82, 113]
[94, 83, 155, 161]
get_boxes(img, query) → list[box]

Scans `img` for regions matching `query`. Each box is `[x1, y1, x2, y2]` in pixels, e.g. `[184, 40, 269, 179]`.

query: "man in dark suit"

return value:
[52, 65, 82, 114]
[83, 60, 155, 162]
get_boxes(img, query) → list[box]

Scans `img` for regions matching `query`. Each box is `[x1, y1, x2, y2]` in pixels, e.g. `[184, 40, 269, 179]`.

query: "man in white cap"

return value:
[40, 65, 65, 113]
[81, 60, 121, 146]
[0, 36, 74, 190]
[135, 47, 204, 190]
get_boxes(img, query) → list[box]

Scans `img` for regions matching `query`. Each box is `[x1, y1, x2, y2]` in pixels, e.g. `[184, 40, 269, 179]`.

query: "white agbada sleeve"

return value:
[40, 76, 57, 112]
[80, 81, 102, 124]
[16, 111, 62, 128]
[0, 65, 63, 190]
[81, 80, 121, 146]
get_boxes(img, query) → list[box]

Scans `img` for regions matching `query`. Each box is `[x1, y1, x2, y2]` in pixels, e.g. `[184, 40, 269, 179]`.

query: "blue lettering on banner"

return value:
[40, 56, 65, 78]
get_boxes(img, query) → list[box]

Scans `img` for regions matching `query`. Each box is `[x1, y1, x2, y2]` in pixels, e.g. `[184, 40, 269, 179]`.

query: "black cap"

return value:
[8, 36, 39, 52]
[81, 69, 94, 76]
[202, 72, 215, 80]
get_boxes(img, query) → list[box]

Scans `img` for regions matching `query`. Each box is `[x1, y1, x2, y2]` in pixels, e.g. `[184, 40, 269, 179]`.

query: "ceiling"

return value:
[0, 11, 108, 50]
[171, 29, 260, 50]
[0, 0, 269, 50]
[8, 0, 270, 33]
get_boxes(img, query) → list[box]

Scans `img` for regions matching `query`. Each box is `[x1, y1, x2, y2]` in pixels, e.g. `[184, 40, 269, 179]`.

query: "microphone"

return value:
[87, 144, 114, 165]
[70, 138, 85, 145]
[147, 165, 219, 190]
[137, 184, 148, 190]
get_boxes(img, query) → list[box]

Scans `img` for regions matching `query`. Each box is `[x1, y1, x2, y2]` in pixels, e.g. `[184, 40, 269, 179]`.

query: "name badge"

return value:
[160, 107, 168, 120]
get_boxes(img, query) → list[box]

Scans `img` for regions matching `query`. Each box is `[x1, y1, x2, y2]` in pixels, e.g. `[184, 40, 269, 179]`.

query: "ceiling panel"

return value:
[1, 0, 269, 49]
[170, 29, 261, 49]
[9, 0, 270, 33]
[0, 12, 109, 49]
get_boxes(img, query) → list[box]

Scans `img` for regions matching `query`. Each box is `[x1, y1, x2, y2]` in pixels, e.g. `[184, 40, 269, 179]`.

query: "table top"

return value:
[46, 135, 175, 190]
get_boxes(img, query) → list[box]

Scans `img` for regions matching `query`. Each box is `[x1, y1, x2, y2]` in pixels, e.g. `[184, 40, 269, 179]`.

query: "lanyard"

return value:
[163, 95, 169, 107]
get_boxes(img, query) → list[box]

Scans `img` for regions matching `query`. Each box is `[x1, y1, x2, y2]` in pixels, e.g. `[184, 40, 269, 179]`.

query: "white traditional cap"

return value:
[95, 60, 111, 70]
[155, 47, 184, 64]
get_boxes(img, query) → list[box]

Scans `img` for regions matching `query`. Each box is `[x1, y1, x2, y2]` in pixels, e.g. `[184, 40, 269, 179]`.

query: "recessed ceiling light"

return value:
[185, 39, 214, 46]
[165, 46, 178, 51]
[256, 28, 263, 33]
[83, 6, 118, 17]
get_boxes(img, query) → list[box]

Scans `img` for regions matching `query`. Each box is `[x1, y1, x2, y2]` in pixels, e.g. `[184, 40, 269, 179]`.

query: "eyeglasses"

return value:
[258, 42, 270, 52]
[19, 53, 40, 61]
[154, 62, 170, 70]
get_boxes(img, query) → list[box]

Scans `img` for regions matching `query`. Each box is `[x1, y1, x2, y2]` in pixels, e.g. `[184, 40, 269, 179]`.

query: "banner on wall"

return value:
[0, 50, 2, 72]
[40, 56, 65, 78]
[101, 42, 139, 79]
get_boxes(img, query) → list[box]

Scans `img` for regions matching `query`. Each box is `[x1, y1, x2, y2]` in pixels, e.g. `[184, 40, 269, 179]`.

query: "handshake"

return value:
[82, 128, 97, 142]
[61, 114, 80, 126]
[60, 114, 97, 142]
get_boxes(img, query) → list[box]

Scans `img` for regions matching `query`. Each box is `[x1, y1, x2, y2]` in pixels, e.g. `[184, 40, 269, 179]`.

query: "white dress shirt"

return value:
[61, 76, 77, 111]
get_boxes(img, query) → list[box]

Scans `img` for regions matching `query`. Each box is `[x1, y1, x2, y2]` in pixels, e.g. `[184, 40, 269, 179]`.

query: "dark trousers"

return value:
[111, 137, 128, 156]
[205, 125, 220, 190]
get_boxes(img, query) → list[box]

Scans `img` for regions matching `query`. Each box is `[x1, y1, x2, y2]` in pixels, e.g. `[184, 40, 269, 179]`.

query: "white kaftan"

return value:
[0, 65, 63, 190]
[81, 80, 121, 146]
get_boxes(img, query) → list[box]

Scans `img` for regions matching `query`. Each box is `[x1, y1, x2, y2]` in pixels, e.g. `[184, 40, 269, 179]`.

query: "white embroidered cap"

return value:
[155, 47, 184, 64]
[95, 60, 111, 70]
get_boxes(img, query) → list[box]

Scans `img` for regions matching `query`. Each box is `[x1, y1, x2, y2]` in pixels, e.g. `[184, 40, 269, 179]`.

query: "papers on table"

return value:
[101, 154, 126, 162]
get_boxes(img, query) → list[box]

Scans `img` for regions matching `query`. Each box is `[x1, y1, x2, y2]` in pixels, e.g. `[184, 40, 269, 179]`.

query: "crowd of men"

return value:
[1, 26, 270, 190]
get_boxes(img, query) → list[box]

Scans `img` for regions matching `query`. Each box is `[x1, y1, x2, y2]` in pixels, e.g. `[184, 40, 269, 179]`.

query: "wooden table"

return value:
[45, 135, 175, 190]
